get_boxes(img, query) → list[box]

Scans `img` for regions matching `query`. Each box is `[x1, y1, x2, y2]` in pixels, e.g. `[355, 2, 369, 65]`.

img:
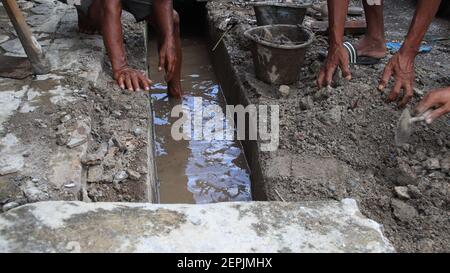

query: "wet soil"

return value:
[207, 0, 449, 252]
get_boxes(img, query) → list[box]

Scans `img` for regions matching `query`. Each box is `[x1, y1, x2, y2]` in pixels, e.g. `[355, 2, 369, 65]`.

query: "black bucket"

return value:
[251, 1, 312, 26]
[244, 24, 314, 85]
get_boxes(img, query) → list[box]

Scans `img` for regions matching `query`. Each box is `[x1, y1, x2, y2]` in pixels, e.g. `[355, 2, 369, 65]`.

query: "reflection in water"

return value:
[149, 37, 252, 204]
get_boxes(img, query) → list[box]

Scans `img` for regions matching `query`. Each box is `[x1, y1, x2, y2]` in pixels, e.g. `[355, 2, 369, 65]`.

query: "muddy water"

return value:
[148, 36, 252, 204]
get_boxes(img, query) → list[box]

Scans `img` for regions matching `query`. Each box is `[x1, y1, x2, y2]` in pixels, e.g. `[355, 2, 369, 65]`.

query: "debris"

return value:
[87, 165, 104, 183]
[299, 96, 314, 110]
[64, 183, 76, 189]
[66, 121, 90, 149]
[274, 189, 286, 202]
[279, 85, 290, 97]
[22, 181, 49, 202]
[424, 158, 440, 170]
[113, 171, 128, 183]
[132, 128, 143, 137]
[391, 199, 418, 222]
[127, 169, 141, 181]
[60, 114, 72, 123]
[384, 164, 418, 186]
[55, 124, 69, 146]
[394, 186, 411, 200]
[81, 143, 108, 166]
[112, 134, 127, 152]
[407, 185, 422, 199]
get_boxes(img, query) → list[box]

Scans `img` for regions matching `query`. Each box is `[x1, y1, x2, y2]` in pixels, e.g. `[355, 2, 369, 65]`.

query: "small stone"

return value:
[394, 186, 411, 200]
[424, 158, 440, 170]
[113, 171, 128, 183]
[228, 187, 239, 196]
[67, 135, 88, 149]
[112, 134, 127, 152]
[279, 85, 290, 97]
[384, 160, 418, 186]
[391, 199, 418, 222]
[407, 185, 422, 199]
[132, 128, 143, 137]
[127, 169, 141, 181]
[60, 114, 72, 123]
[2, 202, 20, 212]
[81, 145, 107, 166]
[299, 96, 314, 111]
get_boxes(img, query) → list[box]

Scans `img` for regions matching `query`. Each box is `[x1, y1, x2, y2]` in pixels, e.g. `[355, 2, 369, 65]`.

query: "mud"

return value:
[148, 35, 252, 204]
[207, 0, 449, 252]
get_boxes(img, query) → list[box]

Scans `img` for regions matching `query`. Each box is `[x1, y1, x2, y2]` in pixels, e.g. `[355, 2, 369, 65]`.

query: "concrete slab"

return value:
[0, 200, 395, 253]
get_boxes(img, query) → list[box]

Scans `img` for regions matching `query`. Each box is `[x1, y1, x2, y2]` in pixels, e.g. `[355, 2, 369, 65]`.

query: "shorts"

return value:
[79, 0, 153, 22]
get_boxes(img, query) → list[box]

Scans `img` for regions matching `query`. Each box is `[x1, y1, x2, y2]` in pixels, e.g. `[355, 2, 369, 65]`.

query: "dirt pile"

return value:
[207, 0, 449, 252]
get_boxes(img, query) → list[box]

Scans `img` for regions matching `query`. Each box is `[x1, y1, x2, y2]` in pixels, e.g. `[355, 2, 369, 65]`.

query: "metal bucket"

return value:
[244, 24, 314, 85]
[251, 1, 312, 26]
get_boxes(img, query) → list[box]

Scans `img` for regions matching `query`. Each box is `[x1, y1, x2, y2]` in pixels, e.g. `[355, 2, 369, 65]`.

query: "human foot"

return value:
[355, 35, 387, 59]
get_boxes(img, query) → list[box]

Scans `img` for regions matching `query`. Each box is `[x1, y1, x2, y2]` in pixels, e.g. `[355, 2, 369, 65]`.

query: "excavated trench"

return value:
[146, 2, 253, 204]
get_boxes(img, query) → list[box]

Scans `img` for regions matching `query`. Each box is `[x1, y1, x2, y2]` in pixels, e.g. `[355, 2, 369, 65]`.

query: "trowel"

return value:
[395, 108, 432, 146]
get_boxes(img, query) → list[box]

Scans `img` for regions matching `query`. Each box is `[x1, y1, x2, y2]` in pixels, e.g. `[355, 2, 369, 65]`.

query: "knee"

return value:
[173, 10, 180, 26]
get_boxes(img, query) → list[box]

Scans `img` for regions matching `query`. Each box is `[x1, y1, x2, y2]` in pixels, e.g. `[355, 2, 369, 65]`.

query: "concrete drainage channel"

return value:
[0, 0, 395, 253]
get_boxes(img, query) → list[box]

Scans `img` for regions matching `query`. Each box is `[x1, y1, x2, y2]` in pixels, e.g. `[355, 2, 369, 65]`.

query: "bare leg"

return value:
[355, 0, 386, 58]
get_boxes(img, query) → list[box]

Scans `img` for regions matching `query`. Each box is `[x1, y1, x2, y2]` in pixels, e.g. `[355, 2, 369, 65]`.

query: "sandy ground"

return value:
[207, 0, 449, 252]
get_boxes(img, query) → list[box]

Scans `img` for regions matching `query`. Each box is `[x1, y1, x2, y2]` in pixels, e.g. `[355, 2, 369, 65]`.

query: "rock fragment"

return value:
[394, 186, 411, 200]
[127, 169, 141, 181]
[278, 85, 290, 97]
[391, 199, 418, 222]
[424, 158, 440, 170]
[113, 171, 128, 183]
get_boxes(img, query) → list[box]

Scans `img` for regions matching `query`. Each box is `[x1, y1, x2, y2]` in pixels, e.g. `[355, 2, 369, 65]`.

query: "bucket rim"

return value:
[249, 1, 312, 9]
[244, 24, 315, 50]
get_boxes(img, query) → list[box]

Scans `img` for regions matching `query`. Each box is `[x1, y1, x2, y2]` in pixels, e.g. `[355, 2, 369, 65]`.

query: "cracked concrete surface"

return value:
[0, 200, 395, 253]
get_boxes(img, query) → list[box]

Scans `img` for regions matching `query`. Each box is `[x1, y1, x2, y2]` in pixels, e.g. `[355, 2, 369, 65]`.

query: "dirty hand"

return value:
[158, 39, 177, 82]
[114, 67, 152, 92]
[317, 44, 352, 89]
[415, 87, 450, 124]
[378, 52, 415, 107]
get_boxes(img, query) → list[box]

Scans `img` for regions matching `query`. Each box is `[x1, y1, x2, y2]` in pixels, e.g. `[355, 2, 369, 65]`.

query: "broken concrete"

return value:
[0, 200, 395, 253]
[0, 0, 156, 205]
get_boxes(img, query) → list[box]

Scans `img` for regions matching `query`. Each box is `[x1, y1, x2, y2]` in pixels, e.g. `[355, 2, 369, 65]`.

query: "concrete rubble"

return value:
[0, 0, 156, 209]
[0, 199, 395, 253]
